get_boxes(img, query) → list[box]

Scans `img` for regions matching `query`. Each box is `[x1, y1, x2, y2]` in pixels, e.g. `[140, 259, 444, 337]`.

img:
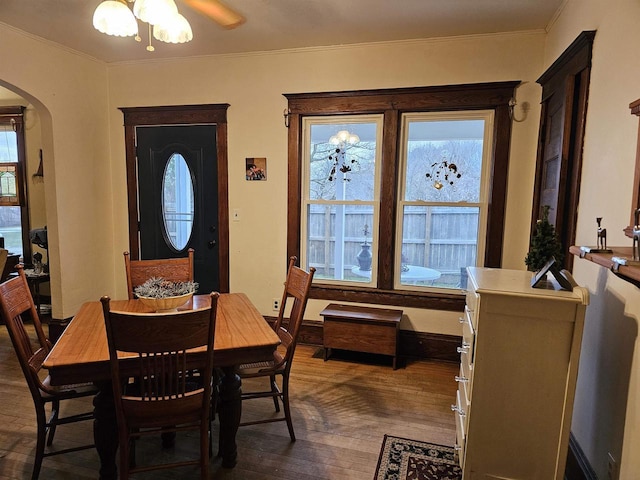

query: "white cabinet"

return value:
[454, 267, 589, 480]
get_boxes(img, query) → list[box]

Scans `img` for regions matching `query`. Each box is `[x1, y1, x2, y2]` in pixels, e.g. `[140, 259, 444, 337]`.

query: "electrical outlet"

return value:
[607, 452, 618, 480]
[272, 298, 280, 311]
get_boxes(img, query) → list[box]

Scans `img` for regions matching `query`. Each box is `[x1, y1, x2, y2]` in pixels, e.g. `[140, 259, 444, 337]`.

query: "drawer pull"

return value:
[455, 375, 468, 383]
[457, 342, 470, 354]
[454, 443, 462, 451]
[459, 316, 465, 324]
[451, 404, 466, 417]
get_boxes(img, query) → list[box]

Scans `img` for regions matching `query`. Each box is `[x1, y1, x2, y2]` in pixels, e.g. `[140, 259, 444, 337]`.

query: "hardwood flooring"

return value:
[0, 324, 458, 479]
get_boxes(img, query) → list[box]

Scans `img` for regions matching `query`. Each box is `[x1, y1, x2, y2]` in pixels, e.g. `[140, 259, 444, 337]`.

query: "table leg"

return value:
[217, 365, 241, 468]
[93, 381, 118, 480]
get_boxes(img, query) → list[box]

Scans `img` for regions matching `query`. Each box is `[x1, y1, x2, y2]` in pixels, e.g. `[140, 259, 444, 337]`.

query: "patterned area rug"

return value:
[374, 435, 462, 480]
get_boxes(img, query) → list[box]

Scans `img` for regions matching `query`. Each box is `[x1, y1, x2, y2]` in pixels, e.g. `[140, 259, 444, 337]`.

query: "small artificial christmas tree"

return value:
[525, 205, 564, 271]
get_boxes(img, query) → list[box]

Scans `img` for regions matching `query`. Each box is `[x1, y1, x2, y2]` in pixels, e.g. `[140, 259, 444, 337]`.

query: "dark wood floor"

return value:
[0, 323, 458, 479]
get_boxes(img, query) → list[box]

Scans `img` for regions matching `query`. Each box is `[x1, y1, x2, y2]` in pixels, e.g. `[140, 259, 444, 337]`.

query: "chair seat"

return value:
[41, 376, 99, 399]
[238, 350, 284, 376]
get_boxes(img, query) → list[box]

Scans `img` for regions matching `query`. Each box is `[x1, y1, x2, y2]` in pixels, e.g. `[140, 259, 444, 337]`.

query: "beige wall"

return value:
[546, 0, 640, 478]
[0, 28, 546, 334]
[107, 32, 545, 333]
[0, 25, 112, 318]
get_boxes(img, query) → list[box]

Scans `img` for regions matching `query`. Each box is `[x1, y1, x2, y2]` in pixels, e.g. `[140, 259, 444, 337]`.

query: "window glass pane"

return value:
[400, 205, 479, 288]
[306, 203, 374, 283]
[162, 153, 194, 251]
[309, 123, 377, 201]
[0, 125, 21, 255]
[398, 112, 492, 291]
[405, 120, 484, 203]
[0, 128, 18, 163]
[303, 116, 381, 285]
[0, 206, 22, 256]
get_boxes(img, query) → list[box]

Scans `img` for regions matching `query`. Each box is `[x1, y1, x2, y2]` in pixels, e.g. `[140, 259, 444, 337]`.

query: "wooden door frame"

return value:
[531, 31, 595, 271]
[119, 104, 230, 293]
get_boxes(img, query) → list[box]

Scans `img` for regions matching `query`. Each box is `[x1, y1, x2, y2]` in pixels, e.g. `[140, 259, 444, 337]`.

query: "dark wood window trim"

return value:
[284, 82, 518, 311]
[0, 106, 31, 262]
[119, 104, 230, 292]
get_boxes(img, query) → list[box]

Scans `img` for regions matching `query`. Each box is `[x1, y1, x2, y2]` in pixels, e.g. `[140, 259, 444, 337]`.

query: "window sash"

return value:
[301, 115, 383, 286]
[395, 111, 494, 291]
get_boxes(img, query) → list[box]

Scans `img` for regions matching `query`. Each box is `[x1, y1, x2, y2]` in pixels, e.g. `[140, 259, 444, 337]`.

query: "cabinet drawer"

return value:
[455, 408, 465, 469]
[460, 355, 473, 399]
[452, 388, 467, 434]
[461, 309, 475, 364]
[465, 291, 479, 328]
[453, 388, 466, 468]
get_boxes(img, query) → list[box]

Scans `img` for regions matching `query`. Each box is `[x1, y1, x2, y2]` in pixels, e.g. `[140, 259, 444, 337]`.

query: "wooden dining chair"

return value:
[101, 292, 219, 480]
[0, 265, 97, 480]
[237, 256, 315, 441]
[123, 248, 194, 299]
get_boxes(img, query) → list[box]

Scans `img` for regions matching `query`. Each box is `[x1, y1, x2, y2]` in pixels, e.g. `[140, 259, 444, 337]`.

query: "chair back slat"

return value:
[274, 257, 315, 367]
[101, 292, 218, 430]
[124, 249, 194, 300]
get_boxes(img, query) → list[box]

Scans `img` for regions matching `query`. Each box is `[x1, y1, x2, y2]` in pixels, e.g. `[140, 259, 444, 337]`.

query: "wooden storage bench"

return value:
[319, 303, 403, 369]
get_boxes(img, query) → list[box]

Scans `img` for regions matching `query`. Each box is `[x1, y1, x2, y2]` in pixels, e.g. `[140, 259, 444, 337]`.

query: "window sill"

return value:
[569, 245, 640, 288]
[310, 284, 465, 311]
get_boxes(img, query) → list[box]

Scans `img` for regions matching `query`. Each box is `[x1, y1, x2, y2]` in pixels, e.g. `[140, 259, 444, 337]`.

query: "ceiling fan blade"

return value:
[183, 0, 246, 29]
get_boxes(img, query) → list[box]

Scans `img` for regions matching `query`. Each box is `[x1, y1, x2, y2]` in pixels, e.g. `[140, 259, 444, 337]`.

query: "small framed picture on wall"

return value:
[245, 157, 267, 181]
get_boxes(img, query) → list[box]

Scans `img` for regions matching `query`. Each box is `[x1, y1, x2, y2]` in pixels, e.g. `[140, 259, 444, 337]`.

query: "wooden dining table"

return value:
[43, 293, 280, 480]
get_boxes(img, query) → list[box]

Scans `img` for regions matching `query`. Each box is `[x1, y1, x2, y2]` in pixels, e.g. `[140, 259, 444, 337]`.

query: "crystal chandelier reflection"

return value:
[327, 130, 360, 182]
[93, 0, 193, 52]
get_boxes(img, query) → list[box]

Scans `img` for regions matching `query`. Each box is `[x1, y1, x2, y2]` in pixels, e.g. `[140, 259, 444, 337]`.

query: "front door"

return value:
[136, 124, 219, 293]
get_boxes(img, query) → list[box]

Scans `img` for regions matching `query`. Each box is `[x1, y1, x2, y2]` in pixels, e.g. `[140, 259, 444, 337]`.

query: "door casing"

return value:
[120, 104, 230, 293]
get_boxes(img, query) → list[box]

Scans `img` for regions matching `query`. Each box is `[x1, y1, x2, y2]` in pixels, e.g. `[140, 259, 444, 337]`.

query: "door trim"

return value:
[531, 31, 595, 271]
[120, 104, 230, 293]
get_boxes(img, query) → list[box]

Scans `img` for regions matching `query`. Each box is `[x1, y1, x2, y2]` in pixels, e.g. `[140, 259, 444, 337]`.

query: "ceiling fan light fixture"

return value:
[153, 13, 193, 43]
[133, 0, 178, 26]
[93, 0, 138, 37]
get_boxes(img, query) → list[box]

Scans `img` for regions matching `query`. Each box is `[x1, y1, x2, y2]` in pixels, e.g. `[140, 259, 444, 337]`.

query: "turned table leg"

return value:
[93, 381, 118, 480]
[217, 365, 242, 468]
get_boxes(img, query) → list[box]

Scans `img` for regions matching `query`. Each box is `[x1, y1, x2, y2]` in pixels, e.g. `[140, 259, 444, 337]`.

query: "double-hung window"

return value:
[286, 82, 517, 310]
[303, 116, 383, 285]
[396, 111, 493, 291]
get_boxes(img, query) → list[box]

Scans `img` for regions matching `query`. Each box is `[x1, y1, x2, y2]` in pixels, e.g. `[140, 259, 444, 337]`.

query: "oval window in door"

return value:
[162, 153, 194, 251]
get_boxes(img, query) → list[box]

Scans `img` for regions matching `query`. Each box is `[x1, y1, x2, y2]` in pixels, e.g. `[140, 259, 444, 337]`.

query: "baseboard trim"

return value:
[266, 317, 461, 363]
[565, 432, 598, 480]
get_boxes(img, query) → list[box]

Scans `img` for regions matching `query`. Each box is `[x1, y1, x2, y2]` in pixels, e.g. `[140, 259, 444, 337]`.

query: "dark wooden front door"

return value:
[136, 125, 219, 293]
[121, 104, 230, 294]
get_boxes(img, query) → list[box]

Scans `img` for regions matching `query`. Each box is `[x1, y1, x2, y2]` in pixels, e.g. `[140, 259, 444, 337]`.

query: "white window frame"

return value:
[395, 110, 495, 292]
[301, 114, 384, 286]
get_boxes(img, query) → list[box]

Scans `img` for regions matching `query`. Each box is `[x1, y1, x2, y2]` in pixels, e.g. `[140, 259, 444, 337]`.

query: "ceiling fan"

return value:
[93, 0, 245, 49]
[182, 0, 245, 29]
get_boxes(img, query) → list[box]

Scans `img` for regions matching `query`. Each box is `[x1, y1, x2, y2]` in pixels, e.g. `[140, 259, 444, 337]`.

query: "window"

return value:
[0, 107, 29, 259]
[396, 112, 493, 291]
[303, 116, 382, 285]
[285, 83, 518, 310]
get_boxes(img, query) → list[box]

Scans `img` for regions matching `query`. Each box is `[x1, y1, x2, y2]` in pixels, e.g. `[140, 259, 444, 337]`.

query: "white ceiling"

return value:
[0, 0, 565, 64]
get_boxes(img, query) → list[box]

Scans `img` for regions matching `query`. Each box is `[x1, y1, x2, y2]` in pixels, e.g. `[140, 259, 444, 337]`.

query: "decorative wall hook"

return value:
[508, 98, 529, 123]
[283, 108, 291, 128]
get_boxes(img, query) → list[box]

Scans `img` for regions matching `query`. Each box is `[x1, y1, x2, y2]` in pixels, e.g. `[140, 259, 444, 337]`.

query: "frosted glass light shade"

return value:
[93, 0, 138, 37]
[153, 13, 193, 43]
[133, 0, 178, 26]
